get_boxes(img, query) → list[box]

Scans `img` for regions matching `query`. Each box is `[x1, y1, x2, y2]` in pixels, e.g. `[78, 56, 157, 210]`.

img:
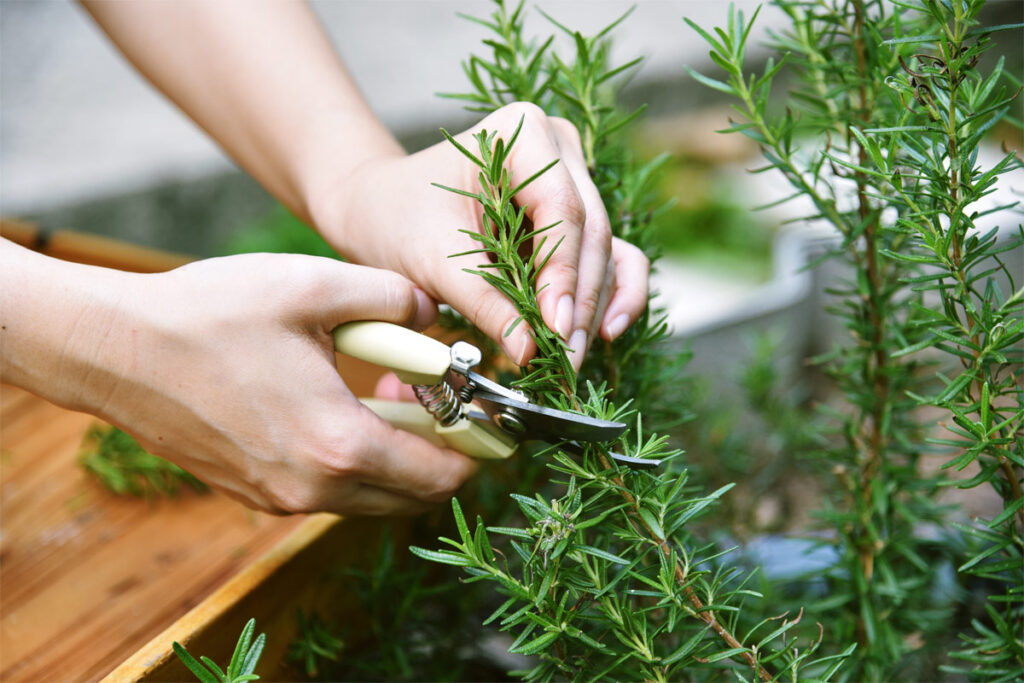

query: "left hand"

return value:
[311, 102, 650, 371]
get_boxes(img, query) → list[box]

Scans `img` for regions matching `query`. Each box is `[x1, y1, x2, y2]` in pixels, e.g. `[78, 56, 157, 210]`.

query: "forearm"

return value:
[0, 238, 131, 414]
[80, 0, 402, 224]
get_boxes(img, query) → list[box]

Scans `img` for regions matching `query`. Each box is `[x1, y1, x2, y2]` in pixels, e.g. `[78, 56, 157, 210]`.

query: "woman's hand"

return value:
[1, 243, 477, 515]
[312, 103, 650, 370]
[80, 0, 649, 370]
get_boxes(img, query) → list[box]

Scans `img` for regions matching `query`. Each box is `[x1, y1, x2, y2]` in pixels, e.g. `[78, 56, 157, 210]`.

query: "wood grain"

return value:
[0, 385, 305, 681]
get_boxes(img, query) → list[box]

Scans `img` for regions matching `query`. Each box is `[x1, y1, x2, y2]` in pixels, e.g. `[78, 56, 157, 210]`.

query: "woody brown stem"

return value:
[596, 453, 773, 682]
[938, 34, 1024, 533]
[850, 0, 888, 595]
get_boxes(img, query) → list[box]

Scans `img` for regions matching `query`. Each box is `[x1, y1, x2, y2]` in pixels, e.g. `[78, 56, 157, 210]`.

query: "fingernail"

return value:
[504, 331, 531, 367]
[555, 294, 574, 340]
[412, 289, 436, 330]
[604, 313, 630, 341]
[568, 328, 588, 370]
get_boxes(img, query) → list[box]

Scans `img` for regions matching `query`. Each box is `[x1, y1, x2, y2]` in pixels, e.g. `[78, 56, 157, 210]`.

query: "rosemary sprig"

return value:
[173, 618, 265, 683]
[286, 610, 343, 679]
[78, 423, 208, 499]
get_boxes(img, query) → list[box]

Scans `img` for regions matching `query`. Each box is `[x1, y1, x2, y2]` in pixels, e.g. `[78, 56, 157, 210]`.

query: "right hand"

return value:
[46, 252, 478, 515]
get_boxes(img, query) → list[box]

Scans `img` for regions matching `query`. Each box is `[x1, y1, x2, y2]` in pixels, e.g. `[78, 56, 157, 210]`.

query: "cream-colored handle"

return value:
[333, 321, 451, 386]
[359, 398, 517, 460]
[359, 398, 445, 447]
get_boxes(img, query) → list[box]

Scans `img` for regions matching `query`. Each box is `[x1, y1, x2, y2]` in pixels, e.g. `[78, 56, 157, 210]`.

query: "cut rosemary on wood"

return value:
[78, 423, 208, 498]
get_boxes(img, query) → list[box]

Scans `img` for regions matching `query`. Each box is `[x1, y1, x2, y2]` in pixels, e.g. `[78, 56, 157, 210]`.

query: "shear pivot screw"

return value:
[494, 411, 526, 436]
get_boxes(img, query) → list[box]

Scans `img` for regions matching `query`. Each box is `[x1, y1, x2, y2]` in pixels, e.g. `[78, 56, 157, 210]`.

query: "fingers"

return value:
[410, 288, 438, 330]
[444, 250, 538, 365]
[493, 104, 584, 346]
[482, 106, 621, 368]
[340, 402, 479, 504]
[294, 259, 438, 332]
[267, 398, 477, 516]
[398, 102, 647, 370]
[373, 372, 417, 402]
[547, 118, 614, 370]
[601, 238, 650, 341]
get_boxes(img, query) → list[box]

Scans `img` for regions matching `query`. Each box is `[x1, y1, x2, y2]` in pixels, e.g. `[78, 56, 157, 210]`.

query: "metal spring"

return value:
[413, 381, 462, 427]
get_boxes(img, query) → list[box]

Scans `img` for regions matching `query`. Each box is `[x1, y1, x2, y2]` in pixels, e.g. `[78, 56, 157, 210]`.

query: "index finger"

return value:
[492, 104, 585, 344]
[345, 400, 479, 503]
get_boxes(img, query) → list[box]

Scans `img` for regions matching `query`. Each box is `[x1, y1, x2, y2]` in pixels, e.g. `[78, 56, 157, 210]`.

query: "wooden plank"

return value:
[108, 514, 413, 682]
[1, 218, 192, 273]
[0, 385, 305, 682]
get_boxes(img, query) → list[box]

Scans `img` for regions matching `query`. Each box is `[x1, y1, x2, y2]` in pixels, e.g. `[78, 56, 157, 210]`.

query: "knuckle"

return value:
[547, 184, 587, 230]
[319, 450, 362, 482]
[577, 287, 603, 317]
[313, 424, 364, 479]
[467, 295, 510, 336]
[550, 116, 582, 144]
[266, 425, 360, 515]
[266, 483, 320, 515]
[619, 239, 652, 276]
[420, 465, 468, 503]
[270, 256, 329, 303]
[616, 236, 646, 259]
[377, 271, 417, 322]
[589, 215, 612, 248]
[541, 259, 579, 288]
[501, 101, 547, 128]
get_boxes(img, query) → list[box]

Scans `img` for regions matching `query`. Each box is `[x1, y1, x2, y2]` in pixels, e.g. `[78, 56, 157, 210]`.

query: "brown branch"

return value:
[850, 0, 889, 595]
[937, 35, 1024, 532]
[595, 453, 774, 682]
[998, 457, 1024, 529]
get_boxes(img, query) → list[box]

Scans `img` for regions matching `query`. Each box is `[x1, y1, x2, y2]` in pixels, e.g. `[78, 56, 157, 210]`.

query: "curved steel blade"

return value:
[559, 440, 662, 470]
[466, 375, 626, 443]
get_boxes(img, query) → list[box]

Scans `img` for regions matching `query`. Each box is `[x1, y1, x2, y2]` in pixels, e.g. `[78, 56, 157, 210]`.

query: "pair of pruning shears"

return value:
[332, 321, 659, 469]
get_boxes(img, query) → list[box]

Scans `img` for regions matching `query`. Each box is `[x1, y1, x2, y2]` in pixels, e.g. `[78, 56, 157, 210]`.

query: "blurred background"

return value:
[1, 0, 1020, 340]
[1, 1, 779, 250]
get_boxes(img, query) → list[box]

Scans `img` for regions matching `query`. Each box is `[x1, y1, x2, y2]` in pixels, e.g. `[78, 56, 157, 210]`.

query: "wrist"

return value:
[0, 240, 136, 416]
[300, 114, 405, 251]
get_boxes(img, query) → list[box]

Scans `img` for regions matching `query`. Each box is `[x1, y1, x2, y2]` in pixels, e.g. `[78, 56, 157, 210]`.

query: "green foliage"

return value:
[219, 205, 339, 259]
[413, 2, 845, 680]
[676, 332, 822, 535]
[186, 3, 1019, 680]
[651, 182, 775, 277]
[292, 525, 513, 682]
[286, 610, 343, 679]
[688, 0, 1022, 679]
[173, 618, 266, 683]
[435, 118, 576, 401]
[78, 423, 207, 498]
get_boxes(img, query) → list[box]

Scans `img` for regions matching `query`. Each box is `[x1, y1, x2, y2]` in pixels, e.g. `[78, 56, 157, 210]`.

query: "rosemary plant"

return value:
[286, 610, 343, 679]
[687, 0, 1022, 679]
[174, 618, 265, 683]
[414, 2, 849, 680]
[859, 4, 1023, 677]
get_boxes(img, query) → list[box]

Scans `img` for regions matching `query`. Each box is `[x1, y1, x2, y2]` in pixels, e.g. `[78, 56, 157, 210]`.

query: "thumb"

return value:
[301, 260, 437, 330]
[438, 252, 536, 366]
